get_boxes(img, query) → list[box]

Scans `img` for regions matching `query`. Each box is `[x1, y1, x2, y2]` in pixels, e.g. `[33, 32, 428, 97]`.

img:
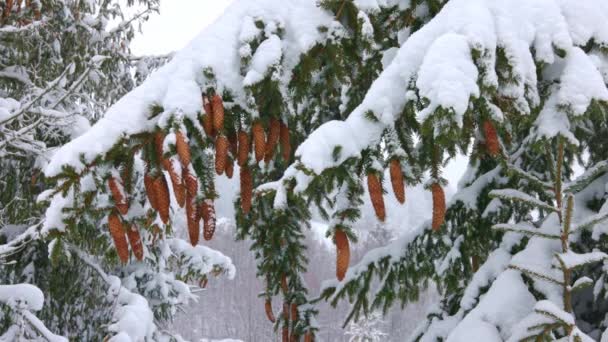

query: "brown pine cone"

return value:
[108, 177, 129, 215]
[237, 130, 250, 166]
[390, 159, 406, 204]
[154, 176, 170, 224]
[335, 229, 350, 281]
[175, 131, 191, 167]
[201, 96, 215, 137]
[154, 131, 165, 162]
[290, 303, 298, 321]
[211, 94, 224, 132]
[186, 194, 200, 246]
[108, 213, 129, 264]
[431, 183, 446, 232]
[252, 121, 266, 162]
[126, 224, 144, 261]
[240, 166, 253, 214]
[282, 303, 290, 342]
[202, 200, 216, 241]
[225, 157, 234, 179]
[183, 167, 198, 196]
[215, 135, 229, 175]
[304, 332, 313, 342]
[281, 274, 288, 294]
[228, 132, 238, 157]
[163, 159, 186, 208]
[367, 172, 386, 221]
[280, 121, 291, 162]
[265, 299, 276, 323]
[144, 174, 158, 210]
[264, 118, 281, 163]
[483, 120, 500, 157]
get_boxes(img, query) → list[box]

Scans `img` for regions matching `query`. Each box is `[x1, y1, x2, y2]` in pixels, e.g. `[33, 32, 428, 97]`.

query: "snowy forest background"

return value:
[2, 0, 608, 341]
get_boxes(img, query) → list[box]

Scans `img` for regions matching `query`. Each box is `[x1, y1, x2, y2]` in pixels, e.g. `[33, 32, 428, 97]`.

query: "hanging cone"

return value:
[163, 159, 186, 207]
[183, 167, 198, 196]
[483, 120, 500, 157]
[225, 157, 234, 179]
[199, 278, 208, 289]
[240, 166, 253, 214]
[144, 173, 158, 210]
[335, 229, 350, 281]
[186, 194, 200, 246]
[237, 130, 250, 166]
[282, 303, 290, 342]
[367, 172, 386, 221]
[215, 135, 229, 175]
[108, 213, 129, 264]
[265, 299, 276, 323]
[108, 177, 129, 215]
[154, 131, 165, 162]
[126, 224, 144, 261]
[252, 121, 266, 162]
[264, 118, 281, 163]
[280, 121, 291, 162]
[228, 132, 238, 157]
[304, 332, 313, 342]
[201, 95, 215, 137]
[202, 200, 216, 241]
[211, 94, 224, 132]
[175, 131, 191, 167]
[431, 183, 446, 232]
[291, 303, 298, 321]
[389, 159, 406, 204]
[281, 274, 288, 293]
[154, 176, 170, 224]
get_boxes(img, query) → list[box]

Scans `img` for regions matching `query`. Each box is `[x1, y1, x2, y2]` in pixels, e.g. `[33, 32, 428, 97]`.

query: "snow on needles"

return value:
[45, 0, 333, 177]
[294, 0, 605, 182]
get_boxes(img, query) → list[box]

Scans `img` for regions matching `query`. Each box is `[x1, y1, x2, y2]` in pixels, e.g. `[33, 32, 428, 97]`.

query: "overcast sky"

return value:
[131, 1, 234, 56]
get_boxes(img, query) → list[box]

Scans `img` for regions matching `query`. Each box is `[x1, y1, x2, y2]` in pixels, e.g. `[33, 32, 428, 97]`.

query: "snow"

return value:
[416, 33, 479, 125]
[556, 250, 607, 269]
[243, 34, 283, 86]
[45, 0, 334, 177]
[0, 283, 44, 311]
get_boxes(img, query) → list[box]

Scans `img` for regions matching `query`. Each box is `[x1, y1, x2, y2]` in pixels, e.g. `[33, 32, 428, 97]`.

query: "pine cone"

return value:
[367, 172, 386, 221]
[282, 303, 290, 342]
[199, 278, 208, 289]
[108, 177, 129, 215]
[126, 224, 144, 261]
[240, 166, 253, 214]
[186, 194, 200, 246]
[483, 120, 500, 157]
[202, 200, 216, 241]
[154, 176, 170, 224]
[281, 274, 288, 293]
[335, 229, 350, 281]
[264, 118, 280, 163]
[280, 121, 291, 162]
[237, 130, 250, 166]
[211, 94, 224, 132]
[252, 121, 266, 162]
[163, 159, 186, 207]
[304, 332, 313, 342]
[290, 303, 298, 321]
[265, 299, 276, 323]
[154, 132, 165, 162]
[228, 132, 238, 157]
[431, 183, 446, 232]
[175, 131, 191, 167]
[215, 135, 229, 175]
[389, 159, 406, 204]
[225, 157, 234, 179]
[183, 167, 198, 196]
[108, 213, 129, 264]
[201, 95, 215, 137]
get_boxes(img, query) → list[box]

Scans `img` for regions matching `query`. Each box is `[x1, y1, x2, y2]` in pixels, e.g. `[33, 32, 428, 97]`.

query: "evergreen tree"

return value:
[0, 1, 233, 340]
[7, 0, 608, 341]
